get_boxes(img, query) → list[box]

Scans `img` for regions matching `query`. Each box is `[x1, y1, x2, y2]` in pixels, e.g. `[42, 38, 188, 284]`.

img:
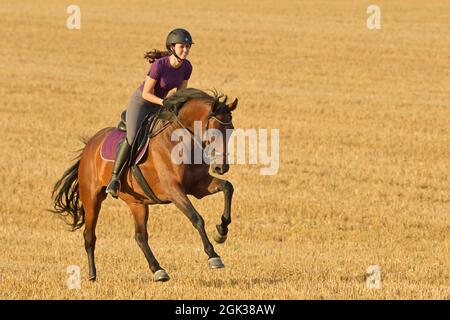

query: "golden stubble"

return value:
[0, 0, 448, 299]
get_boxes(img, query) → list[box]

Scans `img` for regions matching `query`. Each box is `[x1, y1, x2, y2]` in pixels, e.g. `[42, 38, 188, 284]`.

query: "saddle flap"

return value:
[108, 108, 167, 164]
[100, 129, 149, 166]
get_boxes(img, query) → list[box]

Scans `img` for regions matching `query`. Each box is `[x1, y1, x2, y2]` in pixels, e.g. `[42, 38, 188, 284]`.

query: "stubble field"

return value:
[0, 0, 449, 299]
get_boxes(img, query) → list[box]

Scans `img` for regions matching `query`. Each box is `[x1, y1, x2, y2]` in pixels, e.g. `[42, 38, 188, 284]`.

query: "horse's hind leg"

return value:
[80, 188, 106, 281]
[128, 203, 169, 282]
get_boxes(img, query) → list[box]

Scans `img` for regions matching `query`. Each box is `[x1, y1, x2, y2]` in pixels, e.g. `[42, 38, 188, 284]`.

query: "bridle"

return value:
[173, 109, 233, 164]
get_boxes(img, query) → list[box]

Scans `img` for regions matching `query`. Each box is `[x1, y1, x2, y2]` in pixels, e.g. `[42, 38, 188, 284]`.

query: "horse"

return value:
[51, 88, 238, 282]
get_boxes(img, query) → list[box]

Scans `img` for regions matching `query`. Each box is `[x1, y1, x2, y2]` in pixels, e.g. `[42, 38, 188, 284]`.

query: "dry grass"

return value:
[0, 0, 449, 299]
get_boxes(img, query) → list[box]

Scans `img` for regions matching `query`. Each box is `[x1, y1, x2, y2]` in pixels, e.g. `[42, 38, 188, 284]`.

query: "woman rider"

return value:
[106, 28, 193, 197]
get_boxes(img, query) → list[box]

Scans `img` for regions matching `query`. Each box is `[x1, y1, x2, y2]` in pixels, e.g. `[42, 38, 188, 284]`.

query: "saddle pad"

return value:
[101, 129, 149, 165]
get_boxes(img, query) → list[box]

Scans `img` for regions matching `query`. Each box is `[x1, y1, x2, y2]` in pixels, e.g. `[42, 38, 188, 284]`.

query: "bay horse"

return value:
[51, 89, 238, 282]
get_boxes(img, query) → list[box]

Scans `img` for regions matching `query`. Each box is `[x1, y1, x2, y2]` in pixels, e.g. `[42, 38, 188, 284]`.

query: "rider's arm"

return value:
[177, 80, 188, 91]
[142, 76, 164, 105]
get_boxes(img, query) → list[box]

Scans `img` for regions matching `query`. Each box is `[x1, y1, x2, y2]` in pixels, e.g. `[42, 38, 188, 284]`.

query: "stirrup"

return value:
[106, 179, 121, 198]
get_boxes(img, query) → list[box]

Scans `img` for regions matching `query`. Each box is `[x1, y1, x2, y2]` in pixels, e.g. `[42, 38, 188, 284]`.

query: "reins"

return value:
[172, 110, 233, 163]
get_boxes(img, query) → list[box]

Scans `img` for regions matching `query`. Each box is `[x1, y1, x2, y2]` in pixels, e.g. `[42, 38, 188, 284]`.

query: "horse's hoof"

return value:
[213, 228, 227, 244]
[89, 275, 96, 282]
[208, 257, 225, 269]
[154, 269, 170, 282]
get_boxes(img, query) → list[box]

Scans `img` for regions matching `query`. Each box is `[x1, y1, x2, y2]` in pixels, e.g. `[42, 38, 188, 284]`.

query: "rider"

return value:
[106, 28, 193, 197]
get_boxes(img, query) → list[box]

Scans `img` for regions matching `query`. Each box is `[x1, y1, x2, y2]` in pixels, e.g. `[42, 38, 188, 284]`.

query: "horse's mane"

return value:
[163, 88, 229, 115]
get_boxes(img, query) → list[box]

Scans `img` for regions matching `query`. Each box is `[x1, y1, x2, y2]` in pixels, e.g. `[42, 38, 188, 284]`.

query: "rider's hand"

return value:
[162, 98, 171, 109]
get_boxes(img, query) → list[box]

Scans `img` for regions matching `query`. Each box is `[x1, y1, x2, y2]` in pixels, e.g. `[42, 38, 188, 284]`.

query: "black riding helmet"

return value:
[166, 28, 193, 61]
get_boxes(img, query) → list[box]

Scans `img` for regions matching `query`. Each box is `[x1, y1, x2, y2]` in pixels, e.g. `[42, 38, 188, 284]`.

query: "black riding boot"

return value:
[106, 138, 132, 198]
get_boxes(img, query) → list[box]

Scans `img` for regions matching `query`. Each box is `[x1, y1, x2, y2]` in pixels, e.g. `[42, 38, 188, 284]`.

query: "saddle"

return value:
[120, 110, 159, 165]
[103, 88, 211, 164]
[117, 108, 175, 159]
[101, 112, 156, 165]
[117, 111, 127, 132]
[100, 109, 171, 203]
[101, 88, 210, 202]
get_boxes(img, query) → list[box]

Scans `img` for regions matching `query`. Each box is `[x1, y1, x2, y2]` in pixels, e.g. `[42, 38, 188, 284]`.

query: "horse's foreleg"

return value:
[170, 186, 224, 269]
[214, 179, 233, 244]
[191, 177, 234, 244]
[128, 203, 170, 282]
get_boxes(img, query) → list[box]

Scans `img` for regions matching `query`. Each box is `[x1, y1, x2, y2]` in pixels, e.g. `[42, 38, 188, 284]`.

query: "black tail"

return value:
[50, 158, 85, 231]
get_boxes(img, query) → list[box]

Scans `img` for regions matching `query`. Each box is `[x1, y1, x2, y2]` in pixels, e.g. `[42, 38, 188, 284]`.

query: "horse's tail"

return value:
[50, 155, 85, 231]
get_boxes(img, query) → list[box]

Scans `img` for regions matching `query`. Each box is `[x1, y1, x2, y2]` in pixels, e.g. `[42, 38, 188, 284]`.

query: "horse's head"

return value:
[167, 88, 238, 174]
[204, 96, 238, 175]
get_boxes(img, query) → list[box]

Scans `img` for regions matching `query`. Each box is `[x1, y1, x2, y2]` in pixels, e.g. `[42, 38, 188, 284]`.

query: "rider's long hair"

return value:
[144, 49, 171, 63]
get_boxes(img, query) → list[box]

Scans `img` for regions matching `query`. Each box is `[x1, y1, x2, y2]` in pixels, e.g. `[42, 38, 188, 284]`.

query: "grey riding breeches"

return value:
[125, 88, 161, 144]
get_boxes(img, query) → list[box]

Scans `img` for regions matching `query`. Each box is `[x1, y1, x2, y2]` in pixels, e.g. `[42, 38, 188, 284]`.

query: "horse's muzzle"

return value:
[212, 164, 229, 175]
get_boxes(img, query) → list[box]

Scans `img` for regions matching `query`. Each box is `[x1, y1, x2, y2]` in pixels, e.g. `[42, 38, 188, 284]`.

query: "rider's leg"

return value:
[126, 89, 160, 144]
[105, 137, 131, 197]
[106, 89, 160, 198]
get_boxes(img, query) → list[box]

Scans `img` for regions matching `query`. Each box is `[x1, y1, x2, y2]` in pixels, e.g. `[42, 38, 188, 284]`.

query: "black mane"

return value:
[163, 88, 229, 115]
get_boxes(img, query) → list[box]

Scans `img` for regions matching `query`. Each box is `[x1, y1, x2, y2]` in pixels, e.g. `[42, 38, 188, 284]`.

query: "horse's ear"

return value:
[228, 98, 238, 111]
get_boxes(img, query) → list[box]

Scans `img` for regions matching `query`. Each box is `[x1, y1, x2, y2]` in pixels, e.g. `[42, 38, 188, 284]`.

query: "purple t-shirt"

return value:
[139, 55, 192, 98]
